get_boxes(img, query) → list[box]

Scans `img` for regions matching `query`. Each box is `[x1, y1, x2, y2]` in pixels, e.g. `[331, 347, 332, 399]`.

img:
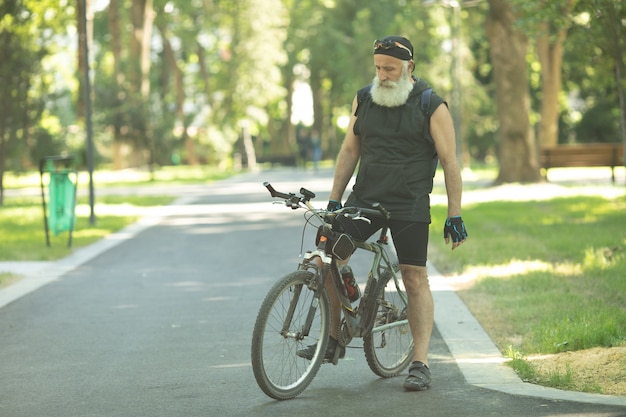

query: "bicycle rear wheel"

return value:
[363, 271, 414, 377]
[251, 270, 330, 400]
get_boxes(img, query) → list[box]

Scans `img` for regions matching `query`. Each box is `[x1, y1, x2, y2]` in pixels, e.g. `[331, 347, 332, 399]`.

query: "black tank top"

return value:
[347, 79, 445, 222]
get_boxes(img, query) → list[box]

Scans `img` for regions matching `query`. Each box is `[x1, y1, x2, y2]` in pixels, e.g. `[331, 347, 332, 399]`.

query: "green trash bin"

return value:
[48, 171, 77, 235]
[40, 156, 78, 247]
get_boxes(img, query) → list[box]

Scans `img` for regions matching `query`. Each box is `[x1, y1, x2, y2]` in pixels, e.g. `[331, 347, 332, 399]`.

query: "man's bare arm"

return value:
[431, 104, 466, 249]
[430, 104, 462, 218]
[329, 96, 361, 202]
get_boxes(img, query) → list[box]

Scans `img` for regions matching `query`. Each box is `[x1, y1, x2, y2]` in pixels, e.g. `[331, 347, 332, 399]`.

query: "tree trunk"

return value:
[130, 0, 155, 169]
[156, 22, 197, 164]
[135, 0, 153, 101]
[108, 0, 125, 169]
[270, 67, 295, 160]
[197, 45, 212, 101]
[536, 0, 573, 148]
[184, 136, 198, 165]
[536, 23, 567, 147]
[76, 0, 90, 121]
[311, 70, 325, 156]
[0, 130, 5, 205]
[486, 0, 542, 183]
[242, 125, 257, 171]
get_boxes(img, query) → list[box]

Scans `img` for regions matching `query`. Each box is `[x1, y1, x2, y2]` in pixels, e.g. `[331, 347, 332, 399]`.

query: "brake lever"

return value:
[341, 210, 372, 224]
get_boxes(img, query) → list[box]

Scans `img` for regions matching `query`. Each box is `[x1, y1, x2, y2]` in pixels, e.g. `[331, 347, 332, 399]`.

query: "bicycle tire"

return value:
[363, 271, 414, 377]
[251, 270, 330, 400]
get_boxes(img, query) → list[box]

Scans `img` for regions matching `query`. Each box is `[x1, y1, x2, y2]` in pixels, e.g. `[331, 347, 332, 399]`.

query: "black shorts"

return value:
[335, 217, 429, 267]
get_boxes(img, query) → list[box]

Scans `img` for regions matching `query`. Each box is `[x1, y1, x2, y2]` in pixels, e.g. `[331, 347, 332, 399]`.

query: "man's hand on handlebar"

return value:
[327, 200, 342, 212]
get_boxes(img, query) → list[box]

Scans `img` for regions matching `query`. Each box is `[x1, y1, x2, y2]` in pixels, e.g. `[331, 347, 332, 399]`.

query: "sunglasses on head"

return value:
[373, 39, 413, 58]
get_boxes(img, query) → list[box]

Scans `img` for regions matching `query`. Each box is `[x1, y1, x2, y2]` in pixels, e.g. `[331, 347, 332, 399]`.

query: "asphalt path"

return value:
[1, 168, 625, 416]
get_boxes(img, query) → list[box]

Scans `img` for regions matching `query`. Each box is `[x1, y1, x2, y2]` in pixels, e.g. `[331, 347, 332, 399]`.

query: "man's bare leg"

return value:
[401, 264, 433, 390]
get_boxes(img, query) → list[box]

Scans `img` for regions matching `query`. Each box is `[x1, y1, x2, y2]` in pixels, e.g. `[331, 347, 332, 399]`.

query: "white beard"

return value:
[370, 69, 414, 108]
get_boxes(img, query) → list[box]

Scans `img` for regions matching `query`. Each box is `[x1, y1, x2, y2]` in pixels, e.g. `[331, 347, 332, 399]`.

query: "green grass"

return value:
[0, 195, 175, 261]
[429, 193, 626, 390]
[431, 196, 626, 273]
[1, 165, 237, 261]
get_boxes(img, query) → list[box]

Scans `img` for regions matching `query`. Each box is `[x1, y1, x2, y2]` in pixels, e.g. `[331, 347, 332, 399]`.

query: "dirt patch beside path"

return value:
[441, 264, 626, 398]
[528, 346, 626, 396]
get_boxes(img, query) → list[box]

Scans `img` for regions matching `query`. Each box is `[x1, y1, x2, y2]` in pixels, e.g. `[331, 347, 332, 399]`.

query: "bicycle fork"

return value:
[279, 256, 326, 341]
[279, 283, 308, 341]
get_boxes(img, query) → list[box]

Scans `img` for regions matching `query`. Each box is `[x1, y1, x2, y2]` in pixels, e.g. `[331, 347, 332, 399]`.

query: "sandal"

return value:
[403, 361, 431, 391]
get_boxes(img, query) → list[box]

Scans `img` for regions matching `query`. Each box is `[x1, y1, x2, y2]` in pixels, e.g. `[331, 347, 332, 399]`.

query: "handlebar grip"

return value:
[263, 182, 292, 200]
[371, 202, 391, 220]
[263, 182, 277, 197]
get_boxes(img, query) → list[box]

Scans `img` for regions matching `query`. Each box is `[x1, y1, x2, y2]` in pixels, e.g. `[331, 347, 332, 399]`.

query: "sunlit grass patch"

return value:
[429, 194, 626, 360]
[0, 195, 174, 261]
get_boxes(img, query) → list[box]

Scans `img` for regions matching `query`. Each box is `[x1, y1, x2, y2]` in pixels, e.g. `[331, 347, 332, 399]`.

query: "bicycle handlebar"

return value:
[263, 182, 292, 200]
[263, 182, 311, 209]
[263, 182, 391, 220]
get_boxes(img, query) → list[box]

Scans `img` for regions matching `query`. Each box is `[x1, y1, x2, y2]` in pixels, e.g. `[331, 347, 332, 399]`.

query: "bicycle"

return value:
[251, 182, 414, 400]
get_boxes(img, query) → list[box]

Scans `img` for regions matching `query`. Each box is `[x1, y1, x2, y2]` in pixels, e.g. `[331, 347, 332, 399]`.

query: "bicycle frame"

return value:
[262, 182, 409, 343]
[294, 205, 409, 346]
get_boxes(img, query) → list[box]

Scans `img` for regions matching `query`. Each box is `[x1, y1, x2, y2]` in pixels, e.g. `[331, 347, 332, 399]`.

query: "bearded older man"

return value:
[300, 36, 468, 392]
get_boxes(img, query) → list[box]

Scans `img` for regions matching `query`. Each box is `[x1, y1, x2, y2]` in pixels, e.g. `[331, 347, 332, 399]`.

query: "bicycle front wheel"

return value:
[363, 271, 414, 377]
[251, 270, 330, 400]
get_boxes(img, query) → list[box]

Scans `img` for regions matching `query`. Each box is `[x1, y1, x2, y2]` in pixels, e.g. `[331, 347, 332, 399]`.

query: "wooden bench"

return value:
[541, 143, 624, 183]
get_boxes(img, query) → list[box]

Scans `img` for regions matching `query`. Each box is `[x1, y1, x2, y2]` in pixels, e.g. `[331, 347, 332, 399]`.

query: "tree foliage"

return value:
[0, 0, 73, 203]
[566, 0, 626, 145]
[1, 0, 624, 195]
